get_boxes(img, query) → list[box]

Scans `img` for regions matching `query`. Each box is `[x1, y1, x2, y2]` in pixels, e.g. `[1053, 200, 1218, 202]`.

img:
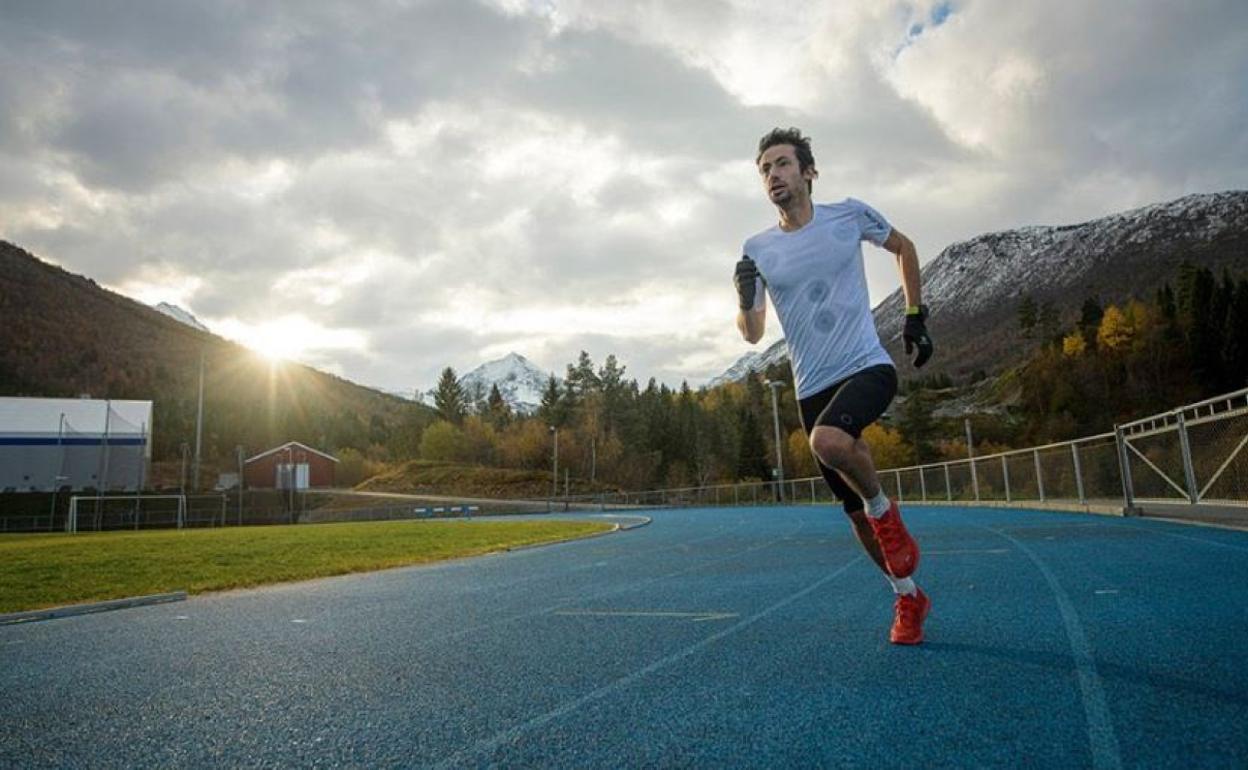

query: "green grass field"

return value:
[0, 519, 613, 614]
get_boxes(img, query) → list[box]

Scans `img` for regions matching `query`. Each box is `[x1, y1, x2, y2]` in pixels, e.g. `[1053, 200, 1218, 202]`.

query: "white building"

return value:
[0, 397, 153, 492]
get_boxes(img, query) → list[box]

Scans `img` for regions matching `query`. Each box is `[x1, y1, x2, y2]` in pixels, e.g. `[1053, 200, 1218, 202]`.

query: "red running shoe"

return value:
[869, 499, 919, 578]
[890, 588, 930, 645]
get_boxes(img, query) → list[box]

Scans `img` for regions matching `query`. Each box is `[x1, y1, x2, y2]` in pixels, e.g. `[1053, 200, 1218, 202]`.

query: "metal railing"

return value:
[570, 387, 1248, 515]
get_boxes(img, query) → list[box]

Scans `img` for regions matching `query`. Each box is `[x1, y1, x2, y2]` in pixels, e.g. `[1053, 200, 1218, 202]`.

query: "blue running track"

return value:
[2, 505, 1247, 768]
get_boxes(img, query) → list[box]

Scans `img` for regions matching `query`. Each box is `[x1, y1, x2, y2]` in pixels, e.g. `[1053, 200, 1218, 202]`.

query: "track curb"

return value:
[0, 591, 188, 626]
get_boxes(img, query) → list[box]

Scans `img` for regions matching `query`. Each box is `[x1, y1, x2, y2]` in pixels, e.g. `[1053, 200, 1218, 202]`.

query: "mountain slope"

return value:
[715, 190, 1248, 384]
[458, 352, 556, 415]
[0, 241, 433, 462]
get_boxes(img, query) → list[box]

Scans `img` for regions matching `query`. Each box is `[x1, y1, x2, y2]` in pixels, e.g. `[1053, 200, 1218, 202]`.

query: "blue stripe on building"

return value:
[0, 438, 146, 446]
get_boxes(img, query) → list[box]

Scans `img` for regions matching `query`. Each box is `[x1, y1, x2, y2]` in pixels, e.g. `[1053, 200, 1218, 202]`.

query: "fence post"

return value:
[895, 470, 903, 502]
[1034, 449, 1045, 502]
[920, 468, 927, 501]
[1002, 456, 1011, 502]
[944, 464, 952, 501]
[1176, 412, 1200, 504]
[1114, 425, 1138, 515]
[1072, 443, 1086, 504]
[810, 478, 816, 504]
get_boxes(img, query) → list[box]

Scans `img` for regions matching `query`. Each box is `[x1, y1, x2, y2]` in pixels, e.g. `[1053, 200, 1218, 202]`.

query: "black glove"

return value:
[734, 256, 760, 310]
[903, 304, 933, 367]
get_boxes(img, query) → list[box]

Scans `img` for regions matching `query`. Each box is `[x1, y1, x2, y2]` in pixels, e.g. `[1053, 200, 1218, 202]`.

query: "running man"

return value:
[734, 127, 935, 644]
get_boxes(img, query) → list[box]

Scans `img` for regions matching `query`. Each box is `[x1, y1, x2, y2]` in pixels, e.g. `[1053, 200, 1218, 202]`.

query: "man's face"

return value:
[757, 144, 814, 206]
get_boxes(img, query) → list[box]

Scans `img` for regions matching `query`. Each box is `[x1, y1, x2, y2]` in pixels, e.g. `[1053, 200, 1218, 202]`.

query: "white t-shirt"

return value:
[742, 198, 895, 399]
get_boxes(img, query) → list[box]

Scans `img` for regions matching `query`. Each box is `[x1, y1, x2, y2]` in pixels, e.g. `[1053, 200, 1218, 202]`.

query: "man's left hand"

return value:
[903, 305, 933, 368]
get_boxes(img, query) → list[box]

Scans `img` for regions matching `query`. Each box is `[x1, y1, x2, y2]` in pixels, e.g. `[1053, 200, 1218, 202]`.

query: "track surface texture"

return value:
[3, 506, 1247, 768]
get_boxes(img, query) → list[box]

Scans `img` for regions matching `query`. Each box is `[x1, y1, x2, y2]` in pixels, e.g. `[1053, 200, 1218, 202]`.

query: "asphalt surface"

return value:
[2, 506, 1247, 768]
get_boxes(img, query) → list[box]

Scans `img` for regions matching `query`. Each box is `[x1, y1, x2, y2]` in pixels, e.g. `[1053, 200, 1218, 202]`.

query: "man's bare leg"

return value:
[809, 425, 883, 500]
[809, 423, 919, 579]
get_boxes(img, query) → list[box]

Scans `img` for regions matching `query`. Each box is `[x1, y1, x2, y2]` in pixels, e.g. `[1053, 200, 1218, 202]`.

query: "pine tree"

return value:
[486, 383, 512, 428]
[1078, 297, 1103, 345]
[433, 367, 466, 424]
[736, 408, 770, 481]
[1188, 268, 1222, 388]
[897, 389, 936, 463]
[1038, 299, 1060, 345]
[538, 374, 562, 426]
[1017, 295, 1037, 339]
[566, 350, 601, 397]
[1223, 278, 1248, 388]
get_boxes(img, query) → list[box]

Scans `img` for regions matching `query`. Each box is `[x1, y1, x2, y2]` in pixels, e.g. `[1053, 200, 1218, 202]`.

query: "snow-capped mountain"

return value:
[152, 302, 209, 332]
[706, 338, 789, 388]
[456, 352, 558, 415]
[712, 190, 1248, 385]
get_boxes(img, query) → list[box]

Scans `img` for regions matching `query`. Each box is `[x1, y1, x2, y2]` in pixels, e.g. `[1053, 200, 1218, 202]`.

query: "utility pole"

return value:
[193, 350, 205, 492]
[236, 445, 244, 526]
[50, 412, 65, 530]
[764, 380, 785, 501]
[549, 426, 558, 500]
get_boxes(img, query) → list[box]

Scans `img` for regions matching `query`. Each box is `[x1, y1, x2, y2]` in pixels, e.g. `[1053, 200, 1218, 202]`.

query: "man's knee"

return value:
[810, 426, 855, 468]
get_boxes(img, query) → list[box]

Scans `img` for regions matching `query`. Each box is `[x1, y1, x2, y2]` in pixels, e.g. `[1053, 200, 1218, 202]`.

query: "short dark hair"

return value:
[756, 127, 816, 174]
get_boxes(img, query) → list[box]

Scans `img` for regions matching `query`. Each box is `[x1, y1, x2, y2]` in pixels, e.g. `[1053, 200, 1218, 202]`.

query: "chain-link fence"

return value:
[564, 387, 1248, 517]
[10, 388, 1245, 532]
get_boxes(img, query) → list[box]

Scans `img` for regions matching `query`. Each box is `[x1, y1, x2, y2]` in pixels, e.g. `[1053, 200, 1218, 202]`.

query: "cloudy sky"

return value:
[2, 1, 1246, 396]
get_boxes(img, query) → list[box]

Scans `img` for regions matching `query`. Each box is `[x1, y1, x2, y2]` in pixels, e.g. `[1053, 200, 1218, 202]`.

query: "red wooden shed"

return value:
[243, 441, 338, 489]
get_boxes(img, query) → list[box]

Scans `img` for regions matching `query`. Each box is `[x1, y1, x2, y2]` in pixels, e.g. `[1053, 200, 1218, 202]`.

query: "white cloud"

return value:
[2, 0, 1246, 394]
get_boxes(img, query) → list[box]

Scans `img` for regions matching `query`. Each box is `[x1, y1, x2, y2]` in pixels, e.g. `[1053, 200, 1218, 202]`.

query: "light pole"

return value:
[763, 380, 785, 501]
[236, 445, 244, 526]
[548, 426, 558, 500]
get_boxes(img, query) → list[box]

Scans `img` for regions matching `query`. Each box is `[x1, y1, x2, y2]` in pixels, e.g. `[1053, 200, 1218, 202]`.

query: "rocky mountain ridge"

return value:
[715, 190, 1248, 384]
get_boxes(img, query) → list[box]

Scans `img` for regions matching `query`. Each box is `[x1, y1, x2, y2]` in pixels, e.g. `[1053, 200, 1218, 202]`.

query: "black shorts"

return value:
[797, 364, 898, 514]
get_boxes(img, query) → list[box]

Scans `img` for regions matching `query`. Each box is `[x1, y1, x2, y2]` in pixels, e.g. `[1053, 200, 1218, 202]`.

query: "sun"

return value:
[241, 317, 313, 362]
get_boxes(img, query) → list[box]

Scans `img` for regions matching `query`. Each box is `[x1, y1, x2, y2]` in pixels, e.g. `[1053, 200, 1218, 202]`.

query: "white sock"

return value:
[887, 575, 917, 596]
[865, 490, 891, 519]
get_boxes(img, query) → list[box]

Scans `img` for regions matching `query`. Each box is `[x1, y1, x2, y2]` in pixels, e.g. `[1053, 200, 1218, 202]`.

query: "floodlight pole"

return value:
[49, 412, 65, 530]
[193, 350, 205, 492]
[764, 380, 785, 501]
[236, 445, 244, 526]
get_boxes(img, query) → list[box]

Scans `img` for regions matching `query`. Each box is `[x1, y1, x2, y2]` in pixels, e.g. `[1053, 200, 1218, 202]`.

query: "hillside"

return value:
[875, 190, 1248, 380]
[0, 241, 435, 463]
[356, 460, 621, 499]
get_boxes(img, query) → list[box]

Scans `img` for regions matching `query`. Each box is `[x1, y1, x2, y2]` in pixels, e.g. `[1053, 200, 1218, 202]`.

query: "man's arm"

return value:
[882, 228, 933, 367]
[737, 301, 766, 344]
[882, 228, 921, 309]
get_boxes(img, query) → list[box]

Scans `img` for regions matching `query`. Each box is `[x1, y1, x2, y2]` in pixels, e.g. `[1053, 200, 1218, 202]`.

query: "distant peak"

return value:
[153, 302, 209, 332]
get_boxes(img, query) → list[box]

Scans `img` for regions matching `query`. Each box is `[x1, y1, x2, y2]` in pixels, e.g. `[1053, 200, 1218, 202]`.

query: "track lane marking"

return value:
[432, 555, 864, 769]
[982, 524, 1122, 770]
[552, 610, 739, 622]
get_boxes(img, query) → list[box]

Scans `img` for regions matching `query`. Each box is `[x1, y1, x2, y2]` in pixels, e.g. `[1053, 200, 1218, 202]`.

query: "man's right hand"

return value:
[734, 256, 759, 310]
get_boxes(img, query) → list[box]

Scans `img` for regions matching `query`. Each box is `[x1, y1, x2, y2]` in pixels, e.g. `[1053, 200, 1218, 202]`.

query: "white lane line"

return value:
[925, 548, 1009, 555]
[291, 619, 308, 624]
[552, 610, 739, 622]
[433, 554, 864, 769]
[987, 526, 1122, 770]
[1094, 590, 1119, 595]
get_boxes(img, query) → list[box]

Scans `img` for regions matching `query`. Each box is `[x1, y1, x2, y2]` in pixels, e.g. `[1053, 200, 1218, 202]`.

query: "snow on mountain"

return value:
[706, 339, 789, 388]
[454, 352, 559, 415]
[153, 302, 209, 332]
[710, 190, 1248, 385]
